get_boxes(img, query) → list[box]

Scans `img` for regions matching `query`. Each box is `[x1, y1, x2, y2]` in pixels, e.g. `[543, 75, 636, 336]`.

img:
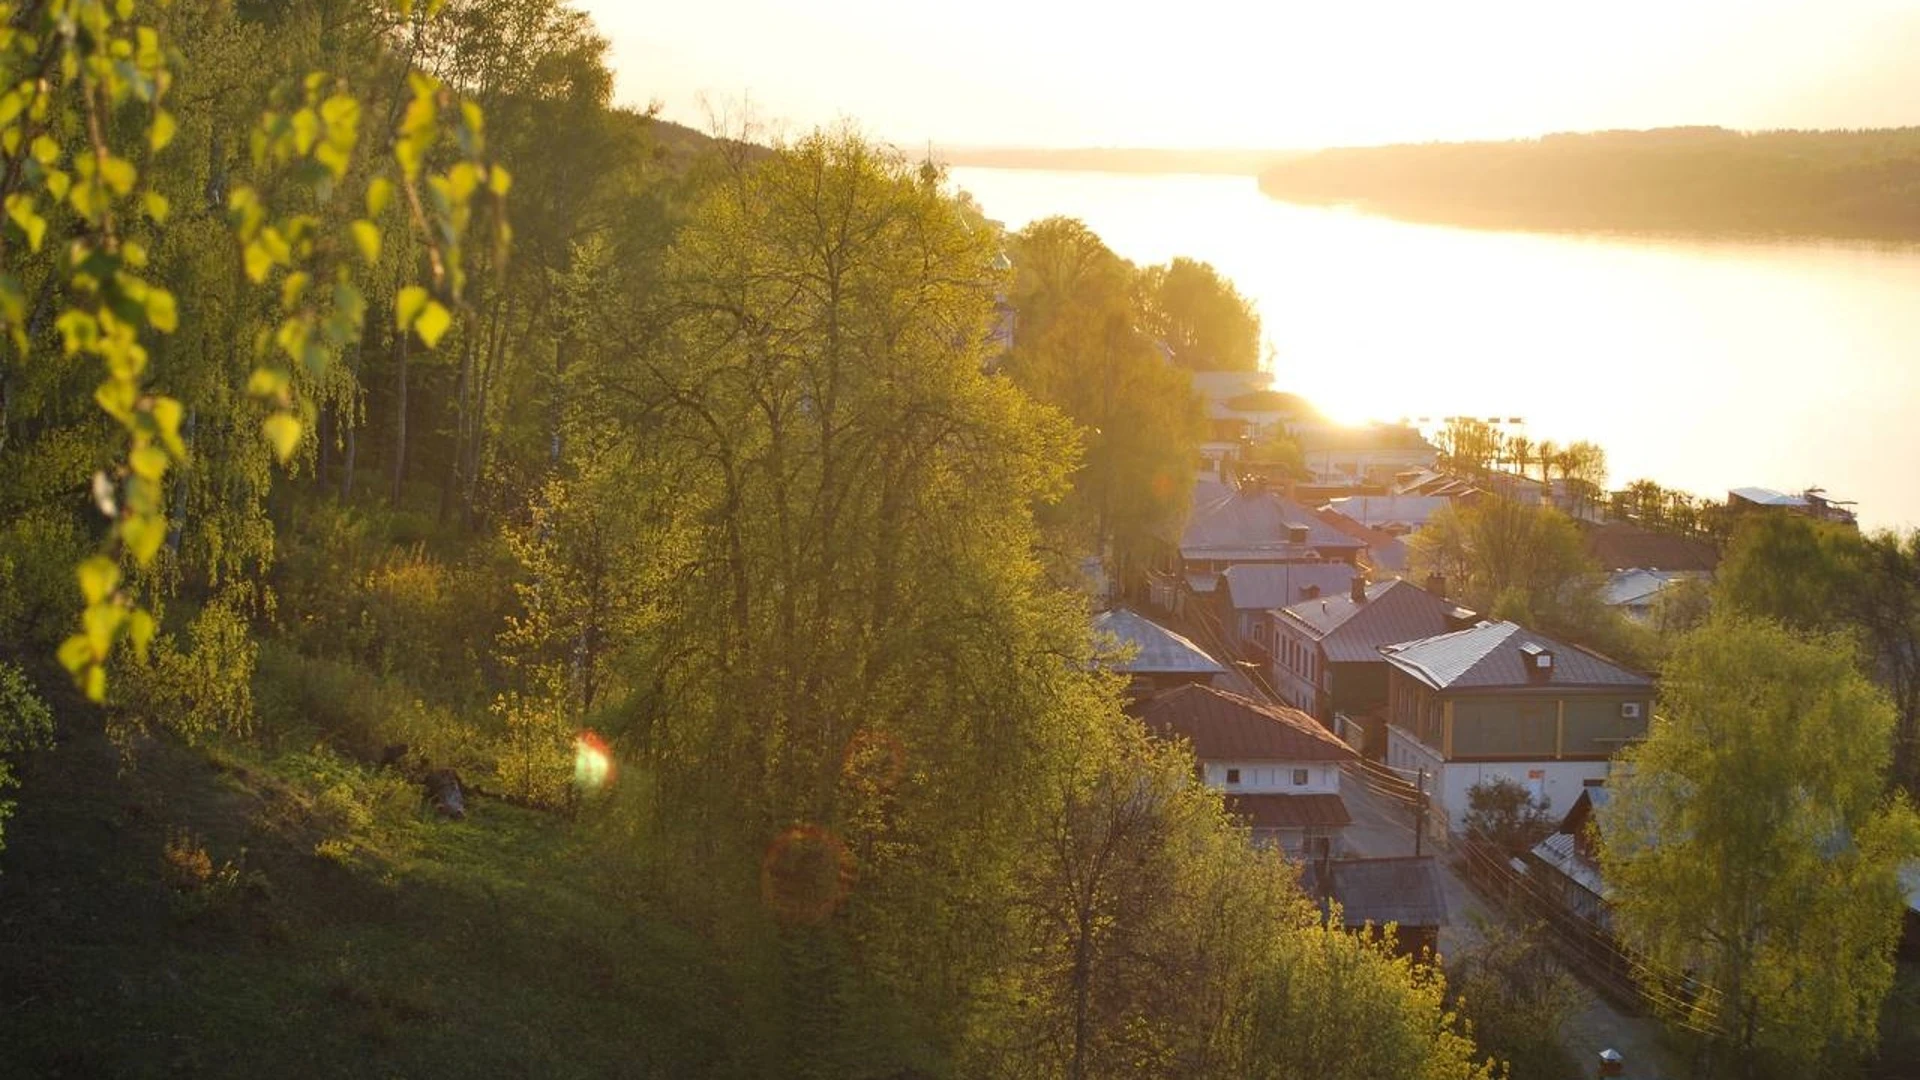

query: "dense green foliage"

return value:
[1600, 619, 1920, 1078]
[1408, 495, 1657, 667]
[1002, 217, 1207, 594]
[1718, 515, 1920, 795]
[0, 2, 1503, 1075]
[1259, 126, 1920, 239]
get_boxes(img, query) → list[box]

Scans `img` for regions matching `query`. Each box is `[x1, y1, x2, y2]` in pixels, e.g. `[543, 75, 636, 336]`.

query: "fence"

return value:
[1456, 833, 1721, 1038]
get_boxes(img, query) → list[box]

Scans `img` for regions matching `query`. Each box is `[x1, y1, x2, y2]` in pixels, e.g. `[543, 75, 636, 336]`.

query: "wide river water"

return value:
[949, 167, 1920, 532]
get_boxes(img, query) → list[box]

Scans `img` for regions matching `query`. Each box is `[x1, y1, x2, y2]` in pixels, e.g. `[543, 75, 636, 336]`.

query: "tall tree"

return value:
[1719, 514, 1920, 793]
[1004, 218, 1203, 592]
[1133, 256, 1262, 372]
[1599, 619, 1920, 1078]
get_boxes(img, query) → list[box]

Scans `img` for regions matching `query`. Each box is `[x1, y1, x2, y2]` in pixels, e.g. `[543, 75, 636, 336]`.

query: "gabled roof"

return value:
[1220, 563, 1357, 612]
[1278, 580, 1469, 662]
[1324, 494, 1452, 529]
[1303, 856, 1449, 929]
[1180, 482, 1364, 558]
[1226, 793, 1352, 830]
[1604, 569, 1700, 608]
[1092, 608, 1225, 675]
[1380, 620, 1653, 692]
[1140, 684, 1358, 763]
[1312, 508, 1410, 573]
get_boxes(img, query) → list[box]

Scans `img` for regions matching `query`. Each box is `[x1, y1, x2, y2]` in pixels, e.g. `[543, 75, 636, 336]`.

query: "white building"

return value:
[1139, 683, 1358, 856]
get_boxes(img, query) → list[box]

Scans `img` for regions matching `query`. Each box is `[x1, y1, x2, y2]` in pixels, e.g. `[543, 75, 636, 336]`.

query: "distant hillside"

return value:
[940, 146, 1306, 175]
[1257, 127, 1920, 239]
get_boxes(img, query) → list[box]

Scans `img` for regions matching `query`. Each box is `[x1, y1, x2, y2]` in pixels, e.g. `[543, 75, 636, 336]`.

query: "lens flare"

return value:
[760, 824, 855, 925]
[573, 730, 614, 792]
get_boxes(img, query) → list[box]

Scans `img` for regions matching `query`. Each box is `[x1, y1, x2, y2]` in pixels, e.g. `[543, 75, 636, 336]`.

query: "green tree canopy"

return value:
[1599, 618, 1920, 1078]
[1133, 256, 1262, 372]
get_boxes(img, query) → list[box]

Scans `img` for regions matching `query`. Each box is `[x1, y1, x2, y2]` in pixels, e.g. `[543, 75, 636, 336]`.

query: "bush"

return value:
[1462, 777, 1554, 853]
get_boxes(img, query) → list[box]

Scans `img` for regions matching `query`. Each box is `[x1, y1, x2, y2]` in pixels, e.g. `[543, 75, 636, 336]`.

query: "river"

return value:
[949, 167, 1920, 532]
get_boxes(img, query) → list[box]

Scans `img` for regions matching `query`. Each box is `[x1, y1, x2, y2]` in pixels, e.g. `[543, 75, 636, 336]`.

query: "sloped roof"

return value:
[1605, 569, 1696, 608]
[1279, 580, 1469, 662]
[1140, 684, 1358, 763]
[1380, 620, 1653, 691]
[1305, 857, 1449, 929]
[1180, 483, 1364, 558]
[1582, 522, 1720, 573]
[1729, 486, 1808, 507]
[1226, 793, 1352, 830]
[1313, 508, 1410, 573]
[1532, 832, 1607, 897]
[1092, 608, 1226, 675]
[1220, 563, 1357, 612]
[1324, 494, 1452, 529]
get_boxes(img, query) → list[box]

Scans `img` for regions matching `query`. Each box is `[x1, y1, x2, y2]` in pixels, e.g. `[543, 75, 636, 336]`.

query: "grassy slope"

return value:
[0, 717, 754, 1078]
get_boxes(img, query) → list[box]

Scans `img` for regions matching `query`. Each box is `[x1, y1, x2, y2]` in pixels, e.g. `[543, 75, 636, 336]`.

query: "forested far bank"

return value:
[1258, 126, 1920, 239]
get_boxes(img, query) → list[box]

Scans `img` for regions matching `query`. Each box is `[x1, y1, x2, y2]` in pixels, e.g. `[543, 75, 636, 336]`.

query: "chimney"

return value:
[1424, 572, 1448, 598]
[1350, 575, 1368, 604]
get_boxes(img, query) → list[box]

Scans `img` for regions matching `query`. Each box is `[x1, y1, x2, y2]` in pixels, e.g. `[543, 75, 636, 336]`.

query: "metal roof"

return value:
[1324, 494, 1452, 529]
[1380, 620, 1653, 691]
[1531, 832, 1608, 898]
[1305, 857, 1449, 929]
[1279, 579, 1467, 662]
[1729, 486, 1809, 507]
[1180, 483, 1364, 557]
[1220, 563, 1358, 612]
[1092, 608, 1226, 675]
[1140, 684, 1358, 763]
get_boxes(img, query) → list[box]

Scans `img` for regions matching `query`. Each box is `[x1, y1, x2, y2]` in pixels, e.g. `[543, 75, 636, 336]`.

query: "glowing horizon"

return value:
[579, 0, 1920, 152]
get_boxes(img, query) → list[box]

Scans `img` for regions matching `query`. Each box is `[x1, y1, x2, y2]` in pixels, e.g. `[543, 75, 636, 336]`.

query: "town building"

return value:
[1148, 475, 1363, 615]
[1380, 621, 1653, 831]
[1216, 562, 1358, 659]
[1091, 607, 1226, 701]
[1268, 578, 1476, 746]
[1139, 684, 1356, 857]
[1300, 853, 1449, 958]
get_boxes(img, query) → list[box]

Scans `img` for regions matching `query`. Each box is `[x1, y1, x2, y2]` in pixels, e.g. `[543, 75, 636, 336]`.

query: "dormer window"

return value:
[1520, 642, 1555, 680]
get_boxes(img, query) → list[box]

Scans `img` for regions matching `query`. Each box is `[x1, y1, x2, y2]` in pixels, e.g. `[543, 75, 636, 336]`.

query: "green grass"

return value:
[0, 720, 753, 1078]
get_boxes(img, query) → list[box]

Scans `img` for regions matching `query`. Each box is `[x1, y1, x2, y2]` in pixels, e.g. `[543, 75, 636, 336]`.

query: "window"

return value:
[1293, 768, 1310, 786]
[1226, 768, 1241, 784]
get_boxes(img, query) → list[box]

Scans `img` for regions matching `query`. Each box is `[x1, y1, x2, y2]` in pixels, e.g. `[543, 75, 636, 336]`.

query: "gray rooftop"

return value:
[1729, 486, 1809, 507]
[1180, 482, 1363, 558]
[1220, 563, 1358, 612]
[1278, 580, 1469, 663]
[1323, 494, 1453, 529]
[1380, 620, 1653, 691]
[1307, 857, 1449, 929]
[1092, 608, 1226, 675]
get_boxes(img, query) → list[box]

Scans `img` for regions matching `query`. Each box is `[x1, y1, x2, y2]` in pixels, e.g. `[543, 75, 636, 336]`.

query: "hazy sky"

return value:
[576, 0, 1920, 149]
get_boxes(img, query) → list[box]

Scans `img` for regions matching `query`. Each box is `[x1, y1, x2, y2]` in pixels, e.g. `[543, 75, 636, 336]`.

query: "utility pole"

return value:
[1413, 766, 1428, 857]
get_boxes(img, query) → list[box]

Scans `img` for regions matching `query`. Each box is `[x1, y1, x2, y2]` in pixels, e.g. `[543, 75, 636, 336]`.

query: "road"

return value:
[1153, 598, 1681, 1075]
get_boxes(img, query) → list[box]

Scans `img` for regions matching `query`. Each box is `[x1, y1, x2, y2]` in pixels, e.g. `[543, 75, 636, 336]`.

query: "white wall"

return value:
[1201, 761, 1340, 796]
[1384, 726, 1610, 831]
[1436, 760, 1610, 832]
